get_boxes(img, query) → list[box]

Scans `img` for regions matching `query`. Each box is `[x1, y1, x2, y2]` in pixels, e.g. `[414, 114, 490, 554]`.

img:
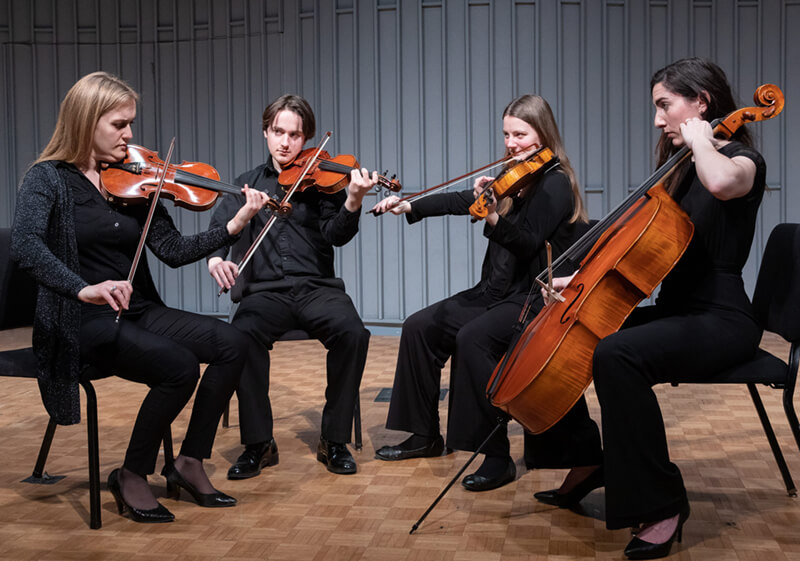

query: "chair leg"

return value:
[783, 387, 800, 459]
[353, 398, 362, 451]
[748, 383, 797, 497]
[21, 418, 66, 484]
[222, 400, 230, 428]
[81, 378, 102, 529]
[162, 426, 177, 496]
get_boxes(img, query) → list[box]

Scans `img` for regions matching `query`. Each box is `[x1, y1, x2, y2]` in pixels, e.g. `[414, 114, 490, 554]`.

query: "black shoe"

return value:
[533, 466, 604, 508]
[161, 463, 237, 508]
[374, 435, 445, 461]
[107, 468, 174, 523]
[461, 457, 516, 492]
[227, 439, 279, 480]
[623, 503, 691, 560]
[317, 437, 357, 474]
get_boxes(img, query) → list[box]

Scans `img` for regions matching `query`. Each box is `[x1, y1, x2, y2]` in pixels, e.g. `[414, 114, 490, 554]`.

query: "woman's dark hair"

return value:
[651, 58, 752, 193]
[262, 94, 316, 140]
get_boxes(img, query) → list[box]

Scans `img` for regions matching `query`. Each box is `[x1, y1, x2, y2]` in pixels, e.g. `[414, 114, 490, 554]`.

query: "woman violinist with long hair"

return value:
[372, 95, 587, 491]
[532, 58, 767, 560]
[11, 71, 269, 523]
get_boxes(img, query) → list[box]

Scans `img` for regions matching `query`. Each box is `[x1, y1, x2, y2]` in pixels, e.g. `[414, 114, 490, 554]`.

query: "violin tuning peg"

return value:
[391, 173, 397, 180]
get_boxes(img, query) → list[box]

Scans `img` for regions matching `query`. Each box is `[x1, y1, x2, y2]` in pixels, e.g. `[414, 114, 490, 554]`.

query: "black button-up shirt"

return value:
[61, 162, 157, 316]
[208, 156, 361, 298]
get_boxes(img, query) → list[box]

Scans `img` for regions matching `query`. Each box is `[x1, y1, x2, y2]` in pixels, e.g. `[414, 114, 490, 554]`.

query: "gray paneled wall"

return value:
[2, 0, 798, 331]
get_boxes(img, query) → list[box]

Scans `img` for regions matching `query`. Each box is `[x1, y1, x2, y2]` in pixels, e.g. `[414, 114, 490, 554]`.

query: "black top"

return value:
[407, 169, 577, 301]
[11, 160, 235, 425]
[62, 163, 157, 316]
[208, 156, 361, 300]
[658, 141, 767, 315]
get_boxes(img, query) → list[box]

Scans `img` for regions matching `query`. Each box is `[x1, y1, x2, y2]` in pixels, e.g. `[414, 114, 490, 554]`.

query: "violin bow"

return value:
[218, 132, 333, 296]
[369, 141, 543, 216]
[116, 137, 176, 322]
[534, 241, 565, 305]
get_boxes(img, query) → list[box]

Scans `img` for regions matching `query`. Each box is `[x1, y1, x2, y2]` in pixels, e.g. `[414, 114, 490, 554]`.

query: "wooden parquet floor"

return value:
[1, 332, 799, 560]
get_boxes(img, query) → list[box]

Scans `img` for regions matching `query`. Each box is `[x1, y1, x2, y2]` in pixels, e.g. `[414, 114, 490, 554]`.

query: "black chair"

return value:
[221, 326, 363, 450]
[0, 228, 174, 529]
[670, 223, 800, 496]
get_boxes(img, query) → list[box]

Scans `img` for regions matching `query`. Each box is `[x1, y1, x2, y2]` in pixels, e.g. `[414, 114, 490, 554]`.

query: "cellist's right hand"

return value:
[541, 273, 576, 305]
[208, 256, 239, 291]
[370, 195, 410, 216]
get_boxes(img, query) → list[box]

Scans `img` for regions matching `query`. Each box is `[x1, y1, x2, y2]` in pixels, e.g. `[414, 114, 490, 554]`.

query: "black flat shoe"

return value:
[227, 439, 279, 480]
[161, 463, 237, 507]
[107, 468, 174, 523]
[317, 437, 357, 474]
[461, 457, 516, 492]
[533, 466, 604, 508]
[375, 435, 445, 461]
[623, 503, 691, 560]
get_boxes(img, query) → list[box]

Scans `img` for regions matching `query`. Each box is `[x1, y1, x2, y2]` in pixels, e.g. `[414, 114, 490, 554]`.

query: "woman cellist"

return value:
[532, 58, 767, 560]
[371, 94, 588, 491]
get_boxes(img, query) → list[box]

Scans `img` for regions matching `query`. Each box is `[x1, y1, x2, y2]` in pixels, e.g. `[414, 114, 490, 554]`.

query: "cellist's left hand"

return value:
[345, 168, 379, 212]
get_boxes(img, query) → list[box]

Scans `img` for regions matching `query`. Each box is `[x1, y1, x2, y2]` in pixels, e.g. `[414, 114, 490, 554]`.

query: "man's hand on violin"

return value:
[208, 257, 239, 291]
[226, 185, 270, 236]
[369, 195, 411, 216]
[344, 168, 379, 212]
[78, 280, 132, 312]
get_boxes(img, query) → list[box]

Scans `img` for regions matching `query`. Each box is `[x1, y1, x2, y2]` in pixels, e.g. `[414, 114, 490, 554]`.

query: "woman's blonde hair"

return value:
[35, 71, 138, 165]
[500, 95, 586, 223]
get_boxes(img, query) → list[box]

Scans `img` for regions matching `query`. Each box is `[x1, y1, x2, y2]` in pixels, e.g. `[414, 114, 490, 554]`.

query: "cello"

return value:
[486, 84, 785, 434]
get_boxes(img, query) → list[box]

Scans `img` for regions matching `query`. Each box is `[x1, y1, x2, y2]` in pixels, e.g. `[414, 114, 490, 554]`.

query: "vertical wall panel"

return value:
[1, 0, 798, 330]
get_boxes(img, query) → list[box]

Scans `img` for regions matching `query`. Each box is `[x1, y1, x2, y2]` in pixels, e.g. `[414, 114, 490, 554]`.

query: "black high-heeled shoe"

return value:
[107, 468, 174, 523]
[623, 503, 691, 560]
[533, 465, 604, 508]
[161, 463, 237, 508]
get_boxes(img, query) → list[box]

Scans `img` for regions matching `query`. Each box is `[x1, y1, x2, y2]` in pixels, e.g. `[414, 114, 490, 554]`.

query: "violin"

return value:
[101, 144, 243, 211]
[468, 146, 559, 220]
[277, 148, 402, 194]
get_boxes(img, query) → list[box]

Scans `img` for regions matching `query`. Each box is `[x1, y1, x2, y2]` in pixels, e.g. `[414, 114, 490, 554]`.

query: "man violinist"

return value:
[207, 95, 378, 476]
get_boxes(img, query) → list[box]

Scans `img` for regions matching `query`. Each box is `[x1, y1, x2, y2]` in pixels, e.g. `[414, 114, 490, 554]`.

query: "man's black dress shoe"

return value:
[623, 503, 690, 560]
[161, 463, 237, 507]
[533, 466, 604, 508]
[317, 437, 357, 474]
[374, 435, 445, 461]
[227, 439, 279, 480]
[107, 468, 174, 523]
[461, 457, 516, 491]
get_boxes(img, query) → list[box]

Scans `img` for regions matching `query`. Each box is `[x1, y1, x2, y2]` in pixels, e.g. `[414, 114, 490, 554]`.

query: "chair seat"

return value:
[0, 347, 38, 378]
[671, 349, 788, 385]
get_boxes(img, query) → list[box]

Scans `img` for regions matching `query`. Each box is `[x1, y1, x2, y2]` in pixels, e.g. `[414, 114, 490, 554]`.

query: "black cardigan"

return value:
[11, 161, 235, 425]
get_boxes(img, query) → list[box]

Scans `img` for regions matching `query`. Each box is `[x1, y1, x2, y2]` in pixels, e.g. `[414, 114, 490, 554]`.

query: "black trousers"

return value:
[80, 304, 248, 478]
[589, 304, 761, 529]
[231, 282, 369, 445]
[386, 288, 531, 457]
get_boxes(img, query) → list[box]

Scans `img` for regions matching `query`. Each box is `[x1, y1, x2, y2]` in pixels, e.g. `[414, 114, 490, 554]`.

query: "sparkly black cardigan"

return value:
[11, 161, 236, 425]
